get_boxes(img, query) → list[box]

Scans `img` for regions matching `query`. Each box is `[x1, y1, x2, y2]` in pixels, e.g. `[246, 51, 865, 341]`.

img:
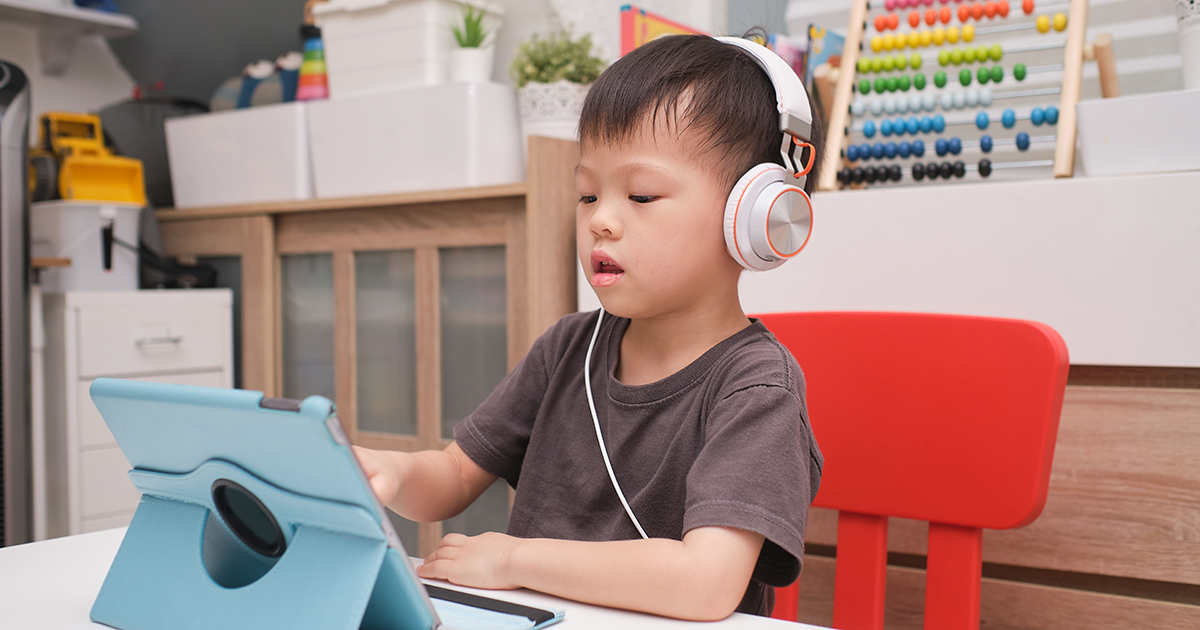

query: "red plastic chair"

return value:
[757, 312, 1068, 630]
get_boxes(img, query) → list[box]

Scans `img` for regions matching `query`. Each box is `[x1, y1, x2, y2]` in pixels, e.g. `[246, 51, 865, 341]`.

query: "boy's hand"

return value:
[417, 532, 522, 590]
[352, 445, 404, 506]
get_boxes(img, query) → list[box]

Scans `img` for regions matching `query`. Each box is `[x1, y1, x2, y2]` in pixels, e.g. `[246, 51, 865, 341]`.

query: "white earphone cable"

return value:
[584, 307, 649, 539]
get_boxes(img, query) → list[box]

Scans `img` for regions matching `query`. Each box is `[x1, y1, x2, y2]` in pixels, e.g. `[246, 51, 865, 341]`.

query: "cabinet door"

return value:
[78, 371, 227, 449]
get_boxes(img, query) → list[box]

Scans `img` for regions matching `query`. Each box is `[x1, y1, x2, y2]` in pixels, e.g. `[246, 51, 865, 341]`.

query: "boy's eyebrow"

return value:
[574, 162, 674, 177]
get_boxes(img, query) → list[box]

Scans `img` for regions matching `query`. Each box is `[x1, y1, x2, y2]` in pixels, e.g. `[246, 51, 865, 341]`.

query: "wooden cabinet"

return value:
[157, 136, 580, 554]
[43, 290, 234, 537]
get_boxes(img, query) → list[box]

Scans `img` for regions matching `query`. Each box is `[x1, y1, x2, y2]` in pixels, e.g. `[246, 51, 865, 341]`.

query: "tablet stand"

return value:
[90, 459, 435, 630]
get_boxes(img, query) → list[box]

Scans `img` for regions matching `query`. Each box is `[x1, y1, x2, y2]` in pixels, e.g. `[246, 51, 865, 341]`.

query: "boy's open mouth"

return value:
[590, 252, 624, 288]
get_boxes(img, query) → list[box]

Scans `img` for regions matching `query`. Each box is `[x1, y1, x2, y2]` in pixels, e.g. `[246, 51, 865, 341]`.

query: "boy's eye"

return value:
[579, 195, 598, 204]
[629, 195, 657, 204]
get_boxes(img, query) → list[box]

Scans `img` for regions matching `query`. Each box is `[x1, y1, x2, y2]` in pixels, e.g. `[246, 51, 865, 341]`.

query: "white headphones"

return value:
[717, 37, 816, 272]
[586, 38, 815, 540]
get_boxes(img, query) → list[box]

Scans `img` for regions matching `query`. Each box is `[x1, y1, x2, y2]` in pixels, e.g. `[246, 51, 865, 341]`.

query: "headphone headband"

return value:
[715, 37, 813, 142]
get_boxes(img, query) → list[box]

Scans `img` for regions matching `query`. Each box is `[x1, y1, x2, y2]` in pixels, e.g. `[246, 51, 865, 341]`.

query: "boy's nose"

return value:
[588, 201, 622, 239]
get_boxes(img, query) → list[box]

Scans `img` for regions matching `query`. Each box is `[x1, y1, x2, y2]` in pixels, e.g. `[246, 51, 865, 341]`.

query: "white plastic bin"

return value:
[165, 102, 313, 209]
[306, 81, 523, 198]
[1076, 89, 1200, 177]
[30, 201, 141, 293]
[313, 0, 504, 99]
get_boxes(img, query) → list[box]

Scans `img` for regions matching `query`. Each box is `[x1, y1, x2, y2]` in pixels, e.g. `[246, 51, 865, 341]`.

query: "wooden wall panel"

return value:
[804, 386, 1200, 585]
[796, 556, 1200, 630]
[525, 136, 580, 340]
[241, 216, 277, 395]
[158, 216, 245, 256]
[276, 200, 515, 254]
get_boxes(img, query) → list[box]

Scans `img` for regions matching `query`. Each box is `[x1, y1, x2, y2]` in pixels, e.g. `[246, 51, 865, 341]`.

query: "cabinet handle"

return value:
[135, 335, 183, 347]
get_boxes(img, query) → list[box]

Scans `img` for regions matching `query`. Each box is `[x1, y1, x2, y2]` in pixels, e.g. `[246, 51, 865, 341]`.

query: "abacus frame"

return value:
[818, 0, 1090, 191]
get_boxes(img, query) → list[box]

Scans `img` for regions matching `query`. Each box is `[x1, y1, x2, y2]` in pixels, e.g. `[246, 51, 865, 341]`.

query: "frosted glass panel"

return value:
[281, 254, 335, 401]
[440, 246, 507, 440]
[356, 251, 418, 436]
[443, 480, 510, 538]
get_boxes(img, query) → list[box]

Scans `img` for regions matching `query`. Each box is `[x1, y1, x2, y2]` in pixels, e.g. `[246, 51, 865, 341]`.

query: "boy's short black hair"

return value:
[578, 34, 823, 195]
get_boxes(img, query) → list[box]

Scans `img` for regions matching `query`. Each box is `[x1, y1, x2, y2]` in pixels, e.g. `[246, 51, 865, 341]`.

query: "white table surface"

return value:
[0, 528, 821, 629]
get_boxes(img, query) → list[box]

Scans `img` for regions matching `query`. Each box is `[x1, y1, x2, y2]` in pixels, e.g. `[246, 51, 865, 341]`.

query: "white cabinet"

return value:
[43, 290, 233, 537]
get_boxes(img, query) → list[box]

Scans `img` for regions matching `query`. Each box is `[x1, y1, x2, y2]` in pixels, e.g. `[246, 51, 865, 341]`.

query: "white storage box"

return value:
[306, 81, 523, 198]
[313, 0, 504, 99]
[1077, 88, 1200, 177]
[30, 201, 141, 293]
[165, 102, 313, 209]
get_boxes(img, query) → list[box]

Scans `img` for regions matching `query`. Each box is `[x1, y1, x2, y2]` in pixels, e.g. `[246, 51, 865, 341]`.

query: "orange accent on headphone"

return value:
[792, 139, 816, 178]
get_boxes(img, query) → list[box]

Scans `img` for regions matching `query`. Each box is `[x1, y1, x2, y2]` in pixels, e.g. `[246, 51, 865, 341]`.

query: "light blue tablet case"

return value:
[87, 378, 446, 630]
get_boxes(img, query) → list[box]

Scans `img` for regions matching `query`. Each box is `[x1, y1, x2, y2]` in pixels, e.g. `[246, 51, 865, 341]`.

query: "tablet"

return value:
[89, 377, 563, 630]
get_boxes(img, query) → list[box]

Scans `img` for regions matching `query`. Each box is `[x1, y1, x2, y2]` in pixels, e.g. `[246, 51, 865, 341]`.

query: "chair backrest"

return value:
[755, 312, 1068, 630]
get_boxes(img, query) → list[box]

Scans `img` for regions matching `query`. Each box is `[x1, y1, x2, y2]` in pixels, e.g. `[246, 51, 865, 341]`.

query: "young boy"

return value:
[353, 34, 823, 621]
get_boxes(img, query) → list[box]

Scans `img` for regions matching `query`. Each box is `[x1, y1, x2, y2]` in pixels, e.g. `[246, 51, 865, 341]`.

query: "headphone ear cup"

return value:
[724, 163, 788, 271]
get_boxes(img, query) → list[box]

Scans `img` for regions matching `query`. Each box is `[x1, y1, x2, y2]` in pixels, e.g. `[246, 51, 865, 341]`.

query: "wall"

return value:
[0, 22, 134, 136]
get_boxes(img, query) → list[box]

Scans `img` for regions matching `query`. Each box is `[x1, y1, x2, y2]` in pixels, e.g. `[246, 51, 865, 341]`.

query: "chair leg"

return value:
[833, 511, 888, 630]
[770, 580, 800, 621]
[925, 523, 982, 630]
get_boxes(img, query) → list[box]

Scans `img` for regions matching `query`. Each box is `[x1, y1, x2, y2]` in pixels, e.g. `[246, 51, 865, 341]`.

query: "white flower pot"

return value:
[450, 46, 495, 83]
[516, 80, 590, 156]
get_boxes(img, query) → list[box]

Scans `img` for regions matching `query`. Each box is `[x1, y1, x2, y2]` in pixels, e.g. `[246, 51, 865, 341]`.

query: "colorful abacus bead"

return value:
[1023, 0, 1034, 14]
[979, 158, 993, 177]
[907, 116, 921, 134]
[920, 116, 934, 132]
[959, 69, 972, 86]
[1014, 63, 1027, 81]
[881, 119, 894, 136]
[884, 142, 897, 158]
[940, 161, 954, 178]
[838, 168, 852, 184]
[913, 139, 926, 156]
[1045, 106, 1059, 124]
[976, 112, 989, 129]
[980, 135, 993, 152]
[890, 165, 904, 181]
[1036, 14, 1050, 33]
[860, 143, 873, 159]
[977, 67, 990, 84]
[864, 166, 878, 183]
[936, 138, 949, 156]
[863, 120, 877, 138]
[1016, 132, 1031, 151]
[912, 162, 927, 181]
[949, 137, 962, 155]
[991, 66, 1003, 83]
[980, 87, 994, 106]
[1002, 109, 1016, 128]
[925, 161, 940, 180]
[846, 145, 860, 161]
[998, 0, 1009, 17]
[1053, 12, 1067, 31]
[914, 73, 927, 90]
[933, 115, 946, 132]
[1031, 107, 1045, 125]
[851, 167, 865, 183]
[953, 160, 967, 177]
[898, 141, 912, 157]
[934, 71, 948, 88]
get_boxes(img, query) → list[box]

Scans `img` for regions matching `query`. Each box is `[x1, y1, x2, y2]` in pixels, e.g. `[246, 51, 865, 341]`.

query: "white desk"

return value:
[0, 529, 819, 629]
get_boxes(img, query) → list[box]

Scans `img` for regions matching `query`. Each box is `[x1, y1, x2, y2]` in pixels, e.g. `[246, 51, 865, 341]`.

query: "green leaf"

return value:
[453, 4, 489, 48]
[508, 30, 606, 88]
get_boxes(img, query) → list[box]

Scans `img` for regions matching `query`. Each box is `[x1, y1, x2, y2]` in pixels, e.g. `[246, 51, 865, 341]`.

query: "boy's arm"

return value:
[417, 526, 765, 622]
[353, 442, 497, 523]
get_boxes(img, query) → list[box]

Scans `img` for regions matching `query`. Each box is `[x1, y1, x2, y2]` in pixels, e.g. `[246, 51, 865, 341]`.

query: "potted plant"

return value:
[450, 4, 495, 83]
[509, 30, 605, 149]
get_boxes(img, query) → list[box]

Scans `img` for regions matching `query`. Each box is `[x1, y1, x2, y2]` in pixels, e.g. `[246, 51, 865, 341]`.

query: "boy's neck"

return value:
[616, 301, 751, 387]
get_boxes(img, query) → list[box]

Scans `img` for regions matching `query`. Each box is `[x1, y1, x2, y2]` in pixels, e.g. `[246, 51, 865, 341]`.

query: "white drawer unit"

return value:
[43, 290, 234, 538]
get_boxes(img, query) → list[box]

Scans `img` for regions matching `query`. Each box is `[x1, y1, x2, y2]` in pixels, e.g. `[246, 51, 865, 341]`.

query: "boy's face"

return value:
[576, 121, 745, 321]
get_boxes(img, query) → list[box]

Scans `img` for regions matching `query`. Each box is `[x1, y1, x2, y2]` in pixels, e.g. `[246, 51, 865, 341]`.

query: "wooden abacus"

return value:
[818, 0, 1116, 191]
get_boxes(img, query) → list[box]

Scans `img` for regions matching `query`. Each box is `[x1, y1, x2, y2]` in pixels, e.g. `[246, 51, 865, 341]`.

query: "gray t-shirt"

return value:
[454, 310, 823, 616]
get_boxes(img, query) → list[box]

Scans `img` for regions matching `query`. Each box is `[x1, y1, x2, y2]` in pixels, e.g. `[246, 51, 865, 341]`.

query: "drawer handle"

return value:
[135, 335, 183, 347]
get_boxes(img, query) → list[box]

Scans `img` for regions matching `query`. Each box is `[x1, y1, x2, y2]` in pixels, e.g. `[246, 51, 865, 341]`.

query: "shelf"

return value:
[0, 0, 138, 76]
[156, 182, 529, 222]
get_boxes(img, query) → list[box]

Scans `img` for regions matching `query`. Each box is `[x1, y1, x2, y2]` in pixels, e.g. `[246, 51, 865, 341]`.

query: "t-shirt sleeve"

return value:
[682, 379, 819, 587]
[452, 324, 556, 488]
